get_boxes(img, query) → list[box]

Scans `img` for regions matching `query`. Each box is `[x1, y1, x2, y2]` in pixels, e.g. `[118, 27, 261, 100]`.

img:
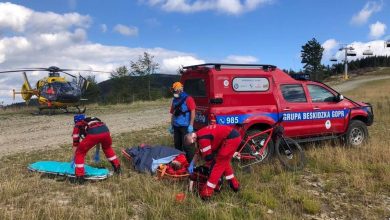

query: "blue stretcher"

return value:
[28, 161, 111, 180]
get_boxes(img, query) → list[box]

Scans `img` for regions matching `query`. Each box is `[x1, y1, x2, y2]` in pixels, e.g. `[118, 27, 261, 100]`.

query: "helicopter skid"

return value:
[33, 105, 86, 115]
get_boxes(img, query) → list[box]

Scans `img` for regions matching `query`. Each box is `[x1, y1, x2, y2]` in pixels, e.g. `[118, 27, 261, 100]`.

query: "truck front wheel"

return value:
[344, 120, 368, 147]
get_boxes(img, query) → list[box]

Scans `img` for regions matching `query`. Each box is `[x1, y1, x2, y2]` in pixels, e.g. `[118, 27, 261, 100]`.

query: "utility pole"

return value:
[343, 47, 349, 80]
[338, 45, 356, 80]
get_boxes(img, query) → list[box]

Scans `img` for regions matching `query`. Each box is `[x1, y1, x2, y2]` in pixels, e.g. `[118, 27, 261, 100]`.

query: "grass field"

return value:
[0, 79, 389, 220]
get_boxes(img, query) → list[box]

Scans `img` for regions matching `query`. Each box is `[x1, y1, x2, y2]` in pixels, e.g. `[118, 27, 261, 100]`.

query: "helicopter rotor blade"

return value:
[0, 67, 113, 74]
[0, 69, 47, 74]
[60, 71, 77, 78]
[60, 69, 113, 74]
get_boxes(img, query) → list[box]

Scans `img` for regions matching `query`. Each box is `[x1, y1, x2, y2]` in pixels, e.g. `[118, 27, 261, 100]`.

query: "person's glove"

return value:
[94, 147, 100, 163]
[187, 125, 194, 133]
[188, 160, 195, 174]
[168, 125, 174, 135]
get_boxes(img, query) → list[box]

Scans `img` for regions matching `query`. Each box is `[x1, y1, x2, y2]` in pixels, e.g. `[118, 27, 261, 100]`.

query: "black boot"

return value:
[113, 165, 122, 175]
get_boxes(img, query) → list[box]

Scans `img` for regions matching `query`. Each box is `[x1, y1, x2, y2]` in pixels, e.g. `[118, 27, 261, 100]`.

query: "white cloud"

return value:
[322, 39, 339, 61]
[322, 39, 339, 52]
[223, 55, 258, 63]
[0, 2, 91, 33]
[101, 24, 107, 33]
[0, 2, 32, 32]
[351, 1, 383, 25]
[0, 3, 205, 105]
[161, 56, 205, 73]
[141, 0, 274, 15]
[369, 21, 386, 39]
[113, 24, 139, 36]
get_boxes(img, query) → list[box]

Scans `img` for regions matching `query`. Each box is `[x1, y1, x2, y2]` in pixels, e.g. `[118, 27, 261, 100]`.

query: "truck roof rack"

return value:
[183, 63, 277, 71]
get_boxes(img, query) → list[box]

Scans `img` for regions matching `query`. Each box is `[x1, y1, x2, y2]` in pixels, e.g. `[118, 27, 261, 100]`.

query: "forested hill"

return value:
[94, 73, 180, 104]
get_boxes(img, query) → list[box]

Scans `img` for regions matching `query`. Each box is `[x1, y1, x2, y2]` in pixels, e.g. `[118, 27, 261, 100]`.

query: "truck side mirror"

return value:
[335, 94, 344, 102]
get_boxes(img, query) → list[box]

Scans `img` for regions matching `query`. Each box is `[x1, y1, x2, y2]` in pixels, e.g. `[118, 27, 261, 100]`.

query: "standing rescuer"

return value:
[169, 82, 196, 161]
[72, 114, 121, 183]
[184, 124, 241, 200]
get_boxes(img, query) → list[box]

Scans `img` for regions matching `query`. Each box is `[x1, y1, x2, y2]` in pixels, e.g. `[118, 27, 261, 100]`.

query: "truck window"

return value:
[184, 78, 206, 97]
[307, 84, 335, 102]
[281, 84, 307, 102]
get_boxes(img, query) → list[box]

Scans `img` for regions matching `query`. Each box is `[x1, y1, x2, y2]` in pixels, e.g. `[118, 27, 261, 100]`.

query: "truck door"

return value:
[279, 84, 317, 137]
[306, 84, 347, 135]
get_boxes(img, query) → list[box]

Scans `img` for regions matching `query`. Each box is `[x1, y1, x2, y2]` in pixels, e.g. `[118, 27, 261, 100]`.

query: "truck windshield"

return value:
[184, 78, 206, 97]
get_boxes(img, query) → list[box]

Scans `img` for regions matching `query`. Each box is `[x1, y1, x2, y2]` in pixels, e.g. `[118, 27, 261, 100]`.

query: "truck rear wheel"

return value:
[345, 120, 368, 147]
[241, 129, 274, 164]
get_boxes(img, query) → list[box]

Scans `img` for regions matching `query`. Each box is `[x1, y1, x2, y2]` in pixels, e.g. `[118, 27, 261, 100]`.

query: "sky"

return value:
[1, 0, 390, 105]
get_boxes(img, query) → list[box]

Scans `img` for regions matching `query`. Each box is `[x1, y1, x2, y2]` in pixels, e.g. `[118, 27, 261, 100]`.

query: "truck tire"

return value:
[345, 120, 368, 147]
[241, 129, 274, 164]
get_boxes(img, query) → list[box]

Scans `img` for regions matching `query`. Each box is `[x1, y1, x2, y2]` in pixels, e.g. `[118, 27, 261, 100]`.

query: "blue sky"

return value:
[1, 0, 390, 104]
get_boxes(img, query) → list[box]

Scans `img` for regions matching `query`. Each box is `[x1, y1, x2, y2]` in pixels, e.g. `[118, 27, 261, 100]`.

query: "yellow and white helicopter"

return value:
[0, 66, 109, 114]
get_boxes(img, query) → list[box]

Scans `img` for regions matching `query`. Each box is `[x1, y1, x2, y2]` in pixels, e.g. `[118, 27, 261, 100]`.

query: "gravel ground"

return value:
[0, 104, 170, 157]
[331, 75, 390, 93]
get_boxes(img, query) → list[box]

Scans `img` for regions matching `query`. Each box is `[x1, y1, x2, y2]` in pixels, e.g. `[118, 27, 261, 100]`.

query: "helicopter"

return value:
[0, 66, 110, 114]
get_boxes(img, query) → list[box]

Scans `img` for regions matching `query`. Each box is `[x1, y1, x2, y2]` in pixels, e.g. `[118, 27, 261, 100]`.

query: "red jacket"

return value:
[72, 117, 108, 147]
[196, 124, 236, 161]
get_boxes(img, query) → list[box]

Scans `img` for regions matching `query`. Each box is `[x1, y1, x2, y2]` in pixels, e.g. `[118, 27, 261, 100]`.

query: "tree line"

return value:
[294, 38, 390, 81]
[83, 52, 178, 104]
[332, 55, 390, 74]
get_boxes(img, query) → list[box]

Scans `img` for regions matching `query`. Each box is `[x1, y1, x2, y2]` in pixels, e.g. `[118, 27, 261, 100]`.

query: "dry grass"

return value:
[1, 80, 390, 219]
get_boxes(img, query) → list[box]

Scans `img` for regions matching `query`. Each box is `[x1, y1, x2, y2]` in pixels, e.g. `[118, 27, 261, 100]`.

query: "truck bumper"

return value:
[365, 104, 374, 126]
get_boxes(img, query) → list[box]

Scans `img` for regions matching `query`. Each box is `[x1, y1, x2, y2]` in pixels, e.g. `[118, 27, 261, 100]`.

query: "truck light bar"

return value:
[183, 63, 277, 71]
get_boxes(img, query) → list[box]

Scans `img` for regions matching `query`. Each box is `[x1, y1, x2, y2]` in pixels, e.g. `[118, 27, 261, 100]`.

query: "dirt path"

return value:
[0, 103, 170, 157]
[331, 75, 390, 93]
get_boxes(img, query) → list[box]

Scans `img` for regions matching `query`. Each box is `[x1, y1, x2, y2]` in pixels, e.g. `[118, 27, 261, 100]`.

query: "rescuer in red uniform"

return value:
[72, 114, 121, 183]
[184, 124, 241, 199]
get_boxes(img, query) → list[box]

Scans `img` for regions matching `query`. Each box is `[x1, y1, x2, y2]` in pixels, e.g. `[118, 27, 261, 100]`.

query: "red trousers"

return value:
[206, 136, 241, 189]
[74, 132, 120, 177]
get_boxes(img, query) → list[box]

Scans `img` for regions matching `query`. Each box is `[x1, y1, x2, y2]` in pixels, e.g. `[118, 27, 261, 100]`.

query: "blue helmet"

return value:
[74, 114, 85, 123]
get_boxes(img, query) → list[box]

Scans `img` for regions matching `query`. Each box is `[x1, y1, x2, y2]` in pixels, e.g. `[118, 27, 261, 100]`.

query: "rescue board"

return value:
[28, 161, 111, 180]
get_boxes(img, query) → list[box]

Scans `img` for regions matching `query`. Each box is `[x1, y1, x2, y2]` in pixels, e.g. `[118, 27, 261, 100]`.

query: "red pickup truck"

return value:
[180, 63, 373, 150]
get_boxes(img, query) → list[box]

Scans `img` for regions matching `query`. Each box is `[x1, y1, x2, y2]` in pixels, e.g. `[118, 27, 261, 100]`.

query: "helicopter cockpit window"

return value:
[41, 84, 57, 100]
[41, 82, 81, 101]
